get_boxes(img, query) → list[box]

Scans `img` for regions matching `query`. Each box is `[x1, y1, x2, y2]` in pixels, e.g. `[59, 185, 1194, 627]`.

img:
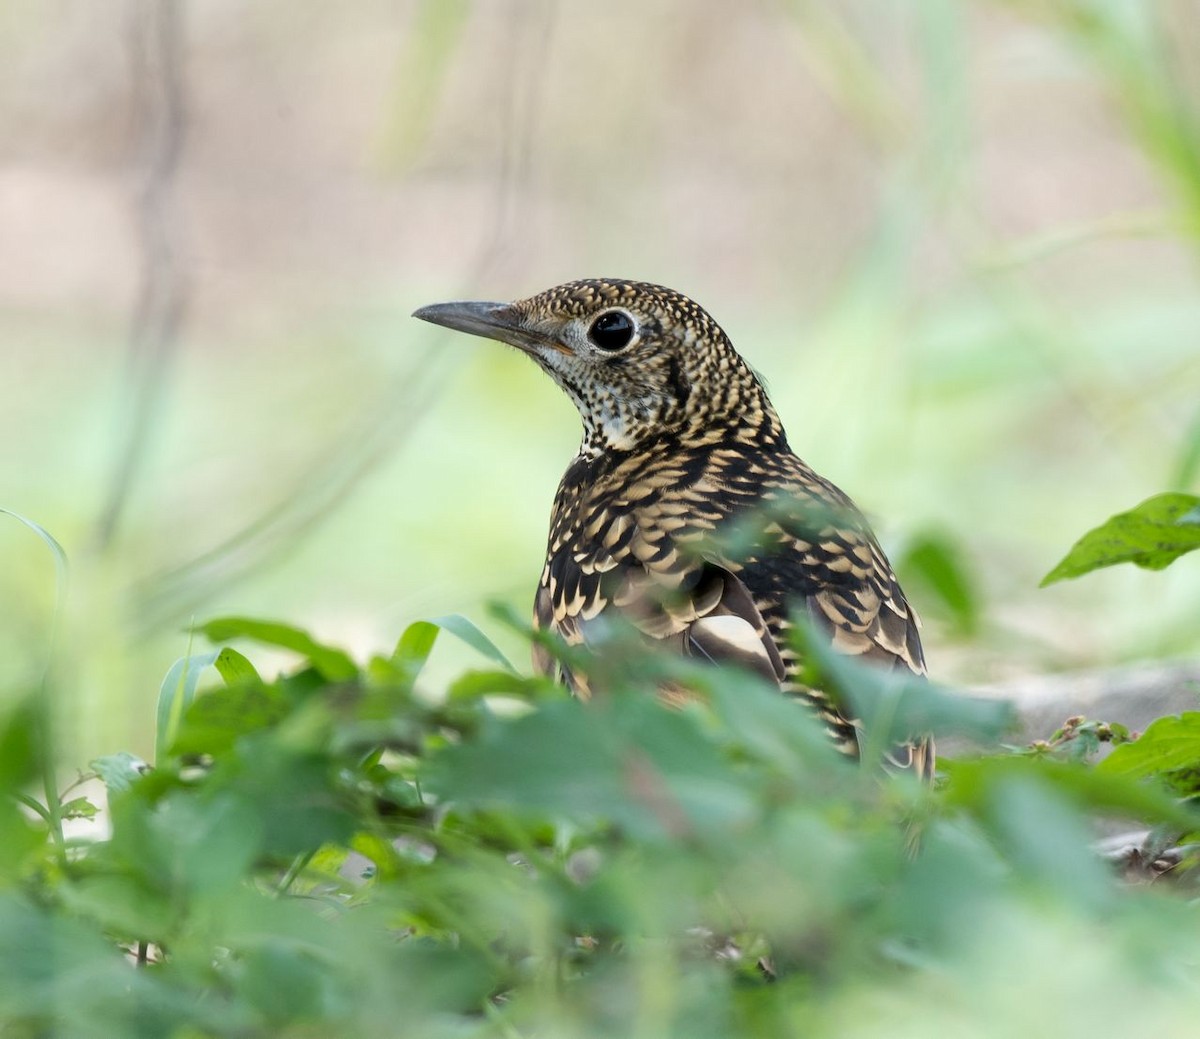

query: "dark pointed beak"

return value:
[412, 300, 569, 355]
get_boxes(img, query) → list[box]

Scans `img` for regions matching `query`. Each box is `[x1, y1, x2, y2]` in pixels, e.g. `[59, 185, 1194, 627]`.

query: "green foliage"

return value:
[1101, 712, 1200, 794]
[1041, 492, 1200, 585]
[3, 612, 1200, 1038]
[895, 531, 982, 638]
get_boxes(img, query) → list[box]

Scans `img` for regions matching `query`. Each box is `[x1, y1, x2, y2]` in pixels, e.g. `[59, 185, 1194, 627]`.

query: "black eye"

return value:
[588, 310, 635, 352]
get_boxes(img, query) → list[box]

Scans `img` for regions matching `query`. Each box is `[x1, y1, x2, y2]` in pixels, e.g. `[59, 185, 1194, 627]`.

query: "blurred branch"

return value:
[94, 0, 188, 551]
[375, 0, 472, 172]
[976, 210, 1176, 269]
[1001, 0, 1200, 240]
[775, 0, 905, 149]
[130, 358, 447, 632]
[130, 0, 560, 631]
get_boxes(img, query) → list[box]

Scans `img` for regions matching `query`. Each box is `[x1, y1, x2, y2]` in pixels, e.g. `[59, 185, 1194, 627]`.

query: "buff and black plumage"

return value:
[414, 279, 932, 777]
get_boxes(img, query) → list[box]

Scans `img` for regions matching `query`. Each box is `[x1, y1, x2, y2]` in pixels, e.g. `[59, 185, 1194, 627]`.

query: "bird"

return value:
[413, 279, 931, 776]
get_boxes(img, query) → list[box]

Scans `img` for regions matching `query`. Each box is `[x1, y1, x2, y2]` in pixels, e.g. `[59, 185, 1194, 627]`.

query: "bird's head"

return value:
[413, 279, 783, 455]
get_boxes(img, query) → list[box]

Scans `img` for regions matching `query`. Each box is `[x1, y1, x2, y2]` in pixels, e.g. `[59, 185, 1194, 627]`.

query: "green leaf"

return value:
[89, 751, 149, 794]
[214, 646, 260, 685]
[431, 613, 517, 672]
[1171, 405, 1200, 491]
[1041, 492, 1200, 586]
[943, 754, 1200, 833]
[896, 531, 980, 637]
[171, 683, 289, 758]
[198, 617, 358, 682]
[0, 507, 68, 586]
[60, 797, 98, 820]
[392, 613, 517, 675]
[58, 874, 175, 941]
[156, 651, 221, 762]
[789, 619, 1017, 754]
[1098, 712, 1200, 779]
[427, 695, 757, 841]
[445, 668, 554, 702]
[392, 620, 440, 679]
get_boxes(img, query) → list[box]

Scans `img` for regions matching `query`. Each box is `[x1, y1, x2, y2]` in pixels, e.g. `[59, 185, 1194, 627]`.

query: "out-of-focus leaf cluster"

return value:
[2, 612, 1200, 1038]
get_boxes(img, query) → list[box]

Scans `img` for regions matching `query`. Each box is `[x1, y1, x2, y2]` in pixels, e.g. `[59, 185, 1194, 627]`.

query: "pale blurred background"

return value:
[2, 0, 1198, 762]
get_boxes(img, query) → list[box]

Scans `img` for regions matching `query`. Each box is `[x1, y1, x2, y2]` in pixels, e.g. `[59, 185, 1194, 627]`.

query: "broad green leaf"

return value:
[1098, 711, 1200, 779]
[199, 617, 358, 682]
[1041, 492, 1200, 586]
[896, 531, 980, 637]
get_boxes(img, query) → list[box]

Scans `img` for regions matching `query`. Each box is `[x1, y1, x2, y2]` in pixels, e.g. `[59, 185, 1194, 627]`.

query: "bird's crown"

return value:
[414, 279, 783, 456]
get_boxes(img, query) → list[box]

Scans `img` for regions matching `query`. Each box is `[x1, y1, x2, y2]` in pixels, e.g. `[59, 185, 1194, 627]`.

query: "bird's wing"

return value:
[533, 557, 784, 694]
[728, 478, 933, 777]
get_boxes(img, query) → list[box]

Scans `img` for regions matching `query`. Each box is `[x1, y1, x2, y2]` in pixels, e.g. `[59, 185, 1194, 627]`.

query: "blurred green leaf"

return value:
[0, 507, 67, 585]
[58, 874, 174, 942]
[0, 698, 39, 793]
[896, 531, 981, 637]
[171, 681, 288, 757]
[392, 614, 516, 682]
[430, 613, 517, 673]
[392, 619, 439, 679]
[156, 650, 220, 762]
[199, 617, 358, 681]
[789, 619, 1017, 755]
[214, 646, 260, 685]
[1172, 406, 1200, 490]
[445, 667, 554, 702]
[1041, 492, 1200, 585]
[60, 797, 97, 820]
[428, 694, 757, 842]
[89, 751, 149, 794]
[375, 0, 471, 170]
[979, 773, 1114, 906]
[943, 754, 1200, 832]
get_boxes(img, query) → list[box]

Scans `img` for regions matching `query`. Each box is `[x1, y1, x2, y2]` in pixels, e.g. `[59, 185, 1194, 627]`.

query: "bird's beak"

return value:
[412, 300, 569, 355]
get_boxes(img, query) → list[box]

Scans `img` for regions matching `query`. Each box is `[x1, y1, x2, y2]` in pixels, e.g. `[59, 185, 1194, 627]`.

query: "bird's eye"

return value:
[588, 310, 636, 352]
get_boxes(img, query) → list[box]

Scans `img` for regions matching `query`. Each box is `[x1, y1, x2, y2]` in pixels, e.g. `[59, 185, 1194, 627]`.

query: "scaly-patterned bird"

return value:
[414, 279, 931, 775]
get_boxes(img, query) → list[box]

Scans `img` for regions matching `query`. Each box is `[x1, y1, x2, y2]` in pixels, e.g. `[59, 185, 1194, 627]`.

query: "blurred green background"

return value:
[2, 0, 1198, 764]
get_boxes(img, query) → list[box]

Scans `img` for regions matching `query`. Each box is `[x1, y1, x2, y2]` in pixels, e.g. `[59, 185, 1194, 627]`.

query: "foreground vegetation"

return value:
[1, 492, 1198, 1038]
